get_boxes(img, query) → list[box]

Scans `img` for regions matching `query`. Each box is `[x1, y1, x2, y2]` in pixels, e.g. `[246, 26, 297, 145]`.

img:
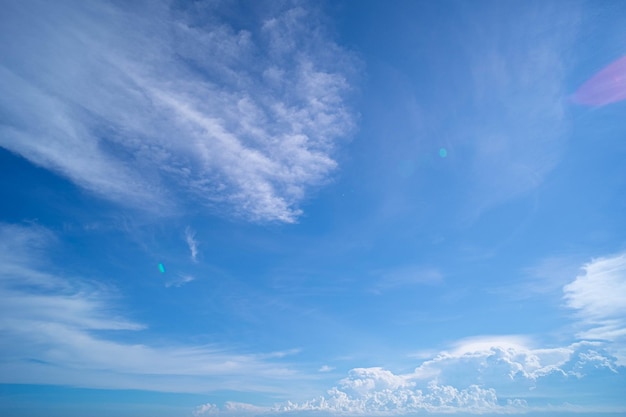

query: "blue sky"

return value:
[1, 0, 626, 416]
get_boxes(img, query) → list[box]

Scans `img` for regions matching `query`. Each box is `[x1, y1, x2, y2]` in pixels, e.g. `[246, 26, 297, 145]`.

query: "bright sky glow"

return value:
[1, 1, 626, 417]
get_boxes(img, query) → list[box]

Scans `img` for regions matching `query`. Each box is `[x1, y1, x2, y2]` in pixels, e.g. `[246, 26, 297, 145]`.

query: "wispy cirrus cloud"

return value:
[0, 0, 357, 222]
[165, 273, 195, 288]
[185, 227, 200, 262]
[0, 223, 300, 393]
[564, 252, 626, 364]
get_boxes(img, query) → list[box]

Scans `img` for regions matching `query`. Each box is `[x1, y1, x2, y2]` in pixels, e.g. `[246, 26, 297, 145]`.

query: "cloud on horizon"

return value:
[191, 335, 624, 416]
[274, 340, 620, 415]
[0, 0, 357, 222]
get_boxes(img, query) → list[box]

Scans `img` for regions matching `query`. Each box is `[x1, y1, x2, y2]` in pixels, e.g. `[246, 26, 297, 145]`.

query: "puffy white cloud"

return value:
[194, 402, 269, 416]
[274, 378, 503, 415]
[271, 365, 503, 414]
[0, 0, 357, 222]
[267, 337, 623, 416]
[411, 339, 607, 389]
[338, 368, 414, 395]
[194, 403, 219, 416]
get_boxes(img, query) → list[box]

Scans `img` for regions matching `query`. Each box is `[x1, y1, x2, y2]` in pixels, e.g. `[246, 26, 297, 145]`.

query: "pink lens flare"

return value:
[573, 55, 626, 106]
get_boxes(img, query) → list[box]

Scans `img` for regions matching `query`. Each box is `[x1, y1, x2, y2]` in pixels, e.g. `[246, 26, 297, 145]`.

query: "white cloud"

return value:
[184, 251, 626, 415]
[185, 227, 199, 262]
[224, 402, 270, 414]
[165, 274, 195, 288]
[274, 372, 505, 414]
[447, 335, 532, 357]
[266, 337, 623, 415]
[0, 0, 356, 222]
[194, 402, 269, 416]
[563, 252, 626, 364]
[194, 403, 219, 416]
[564, 253, 626, 337]
[0, 223, 299, 393]
[319, 365, 335, 372]
[413, 338, 583, 385]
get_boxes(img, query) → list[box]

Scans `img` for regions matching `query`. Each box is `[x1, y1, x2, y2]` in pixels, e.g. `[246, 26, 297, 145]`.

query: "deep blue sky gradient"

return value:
[1, 0, 626, 416]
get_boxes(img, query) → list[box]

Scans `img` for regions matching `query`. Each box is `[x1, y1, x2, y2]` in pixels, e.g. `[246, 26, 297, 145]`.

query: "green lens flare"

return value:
[158, 263, 165, 273]
[439, 148, 447, 158]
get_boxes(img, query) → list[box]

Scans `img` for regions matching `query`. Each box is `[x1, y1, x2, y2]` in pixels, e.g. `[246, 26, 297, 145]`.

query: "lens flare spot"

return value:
[573, 55, 626, 106]
[439, 148, 447, 158]
[158, 263, 165, 273]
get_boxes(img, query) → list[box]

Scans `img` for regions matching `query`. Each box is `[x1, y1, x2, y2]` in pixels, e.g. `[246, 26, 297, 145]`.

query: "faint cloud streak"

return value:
[185, 227, 199, 263]
[0, 223, 301, 393]
[165, 274, 195, 288]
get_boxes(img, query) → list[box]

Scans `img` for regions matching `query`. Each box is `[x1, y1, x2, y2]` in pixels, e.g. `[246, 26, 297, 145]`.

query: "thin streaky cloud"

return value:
[0, 224, 300, 393]
[563, 252, 626, 365]
[165, 274, 195, 288]
[563, 252, 626, 326]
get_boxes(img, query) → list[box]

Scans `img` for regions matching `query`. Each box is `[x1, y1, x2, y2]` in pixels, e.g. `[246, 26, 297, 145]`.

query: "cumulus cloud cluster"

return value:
[195, 401, 269, 416]
[274, 369, 503, 415]
[0, 0, 356, 222]
[193, 335, 622, 416]
[272, 339, 620, 415]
